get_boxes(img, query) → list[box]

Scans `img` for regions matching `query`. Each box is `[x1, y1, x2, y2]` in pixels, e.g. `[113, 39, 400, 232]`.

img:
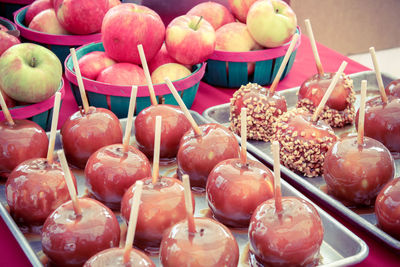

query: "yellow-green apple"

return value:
[0, 43, 62, 103]
[247, 0, 297, 48]
[96, 63, 146, 86]
[0, 31, 20, 56]
[148, 43, 179, 73]
[102, 3, 165, 64]
[78, 51, 115, 80]
[187, 2, 235, 30]
[25, 0, 52, 25]
[107, 0, 120, 10]
[29, 9, 69, 35]
[166, 15, 216, 65]
[228, 0, 257, 22]
[151, 63, 191, 84]
[56, 0, 108, 34]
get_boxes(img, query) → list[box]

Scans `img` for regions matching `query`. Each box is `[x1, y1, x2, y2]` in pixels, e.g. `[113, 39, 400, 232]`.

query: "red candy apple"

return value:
[96, 63, 146, 86]
[102, 3, 165, 64]
[84, 247, 155, 267]
[386, 79, 400, 98]
[25, 0, 52, 25]
[78, 51, 115, 80]
[187, 2, 235, 30]
[29, 8, 69, 35]
[148, 43, 179, 73]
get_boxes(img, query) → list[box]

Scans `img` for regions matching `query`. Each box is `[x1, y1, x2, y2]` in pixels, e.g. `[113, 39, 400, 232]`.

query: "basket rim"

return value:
[64, 41, 206, 98]
[0, 16, 17, 30]
[13, 6, 102, 46]
[0, 78, 65, 121]
[208, 26, 301, 62]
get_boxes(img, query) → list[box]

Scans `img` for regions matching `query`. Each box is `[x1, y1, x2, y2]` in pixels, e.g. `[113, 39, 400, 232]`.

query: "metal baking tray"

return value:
[203, 70, 400, 251]
[0, 111, 368, 266]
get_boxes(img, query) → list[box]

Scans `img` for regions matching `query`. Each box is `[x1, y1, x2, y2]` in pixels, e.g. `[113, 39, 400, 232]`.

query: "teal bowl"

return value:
[0, 15, 17, 30]
[203, 27, 301, 88]
[65, 42, 206, 118]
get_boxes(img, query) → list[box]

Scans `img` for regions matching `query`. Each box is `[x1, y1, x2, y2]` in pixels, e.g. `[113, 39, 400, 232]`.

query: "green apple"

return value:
[0, 43, 62, 103]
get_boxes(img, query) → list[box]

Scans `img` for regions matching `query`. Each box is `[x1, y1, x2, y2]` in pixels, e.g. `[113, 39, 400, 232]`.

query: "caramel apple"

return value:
[385, 79, 400, 98]
[84, 248, 155, 267]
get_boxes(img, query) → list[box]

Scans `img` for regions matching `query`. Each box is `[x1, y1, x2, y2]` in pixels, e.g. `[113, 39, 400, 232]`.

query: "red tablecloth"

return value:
[1, 34, 399, 266]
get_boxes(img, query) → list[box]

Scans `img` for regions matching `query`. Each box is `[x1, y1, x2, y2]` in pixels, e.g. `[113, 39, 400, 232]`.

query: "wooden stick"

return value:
[152, 116, 162, 184]
[123, 180, 143, 263]
[312, 61, 348, 122]
[0, 90, 14, 125]
[269, 33, 299, 94]
[47, 92, 62, 164]
[369, 47, 388, 103]
[182, 174, 196, 235]
[123, 86, 138, 152]
[240, 108, 247, 165]
[305, 19, 324, 75]
[165, 78, 202, 136]
[137, 44, 158, 106]
[357, 80, 367, 146]
[70, 48, 90, 114]
[272, 141, 282, 214]
[57, 150, 82, 216]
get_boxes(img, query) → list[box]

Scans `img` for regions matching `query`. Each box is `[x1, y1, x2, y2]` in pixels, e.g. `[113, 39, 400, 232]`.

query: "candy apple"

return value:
[25, 0, 52, 25]
[0, 30, 20, 56]
[148, 43, 179, 73]
[247, 0, 297, 48]
[187, 2, 235, 30]
[96, 63, 146, 86]
[56, 0, 108, 34]
[386, 79, 400, 98]
[151, 63, 191, 84]
[78, 51, 115, 80]
[228, 0, 257, 22]
[29, 9, 69, 35]
[166, 15, 216, 65]
[102, 3, 165, 64]
[0, 43, 62, 103]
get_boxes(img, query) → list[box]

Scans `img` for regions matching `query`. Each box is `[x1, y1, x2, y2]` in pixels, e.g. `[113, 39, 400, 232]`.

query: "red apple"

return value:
[0, 24, 7, 31]
[0, 31, 20, 56]
[25, 0, 52, 25]
[102, 3, 165, 64]
[96, 63, 146, 86]
[78, 51, 115, 80]
[56, 0, 108, 34]
[187, 2, 235, 30]
[166, 15, 216, 65]
[148, 43, 179, 73]
[151, 63, 191, 85]
[228, 0, 257, 22]
[29, 9, 69, 35]
[216, 22, 260, 52]
[107, 0, 120, 10]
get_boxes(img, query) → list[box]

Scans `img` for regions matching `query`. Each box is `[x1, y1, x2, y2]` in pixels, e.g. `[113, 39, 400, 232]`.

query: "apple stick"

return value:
[312, 61, 348, 122]
[182, 174, 196, 235]
[0, 90, 14, 125]
[57, 150, 82, 216]
[272, 141, 282, 214]
[269, 33, 299, 94]
[137, 44, 158, 106]
[123, 180, 143, 263]
[47, 92, 62, 164]
[165, 78, 202, 136]
[240, 108, 247, 165]
[152, 116, 162, 184]
[305, 19, 324, 75]
[357, 80, 368, 146]
[123, 86, 138, 152]
[369, 47, 388, 103]
[70, 48, 90, 114]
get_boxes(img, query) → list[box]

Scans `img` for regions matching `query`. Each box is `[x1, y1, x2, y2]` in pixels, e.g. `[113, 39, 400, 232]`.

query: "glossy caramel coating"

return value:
[160, 217, 239, 267]
[177, 123, 240, 190]
[0, 119, 48, 177]
[85, 144, 151, 209]
[84, 247, 155, 267]
[61, 107, 123, 169]
[324, 136, 394, 206]
[249, 197, 324, 267]
[206, 158, 274, 228]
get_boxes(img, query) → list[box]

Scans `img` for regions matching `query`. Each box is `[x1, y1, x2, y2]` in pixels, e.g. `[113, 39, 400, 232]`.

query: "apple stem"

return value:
[182, 175, 196, 236]
[272, 141, 283, 214]
[193, 16, 203, 31]
[30, 57, 36, 68]
[0, 90, 14, 125]
[123, 86, 138, 153]
[305, 19, 324, 76]
[357, 80, 367, 146]
[240, 108, 247, 165]
[47, 92, 61, 164]
[152, 116, 162, 184]
[369, 47, 388, 104]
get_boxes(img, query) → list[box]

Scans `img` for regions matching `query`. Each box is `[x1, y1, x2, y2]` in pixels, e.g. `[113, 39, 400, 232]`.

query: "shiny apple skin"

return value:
[355, 95, 400, 153]
[121, 177, 194, 250]
[135, 104, 191, 159]
[160, 217, 239, 267]
[385, 79, 400, 98]
[249, 197, 324, 267]
[60, 107, 123, 169]
[375, 177, 400, 239]
[6, 158, 75, 226]
[83, 247, 155, 267]
[206, 158, 274, 228]
[0, 119, 48, 177]
[85, 144, 151, 209]
[42, 198, 120, 267]
[177, 123, 240, 190]
[324, 136, 394, 206]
